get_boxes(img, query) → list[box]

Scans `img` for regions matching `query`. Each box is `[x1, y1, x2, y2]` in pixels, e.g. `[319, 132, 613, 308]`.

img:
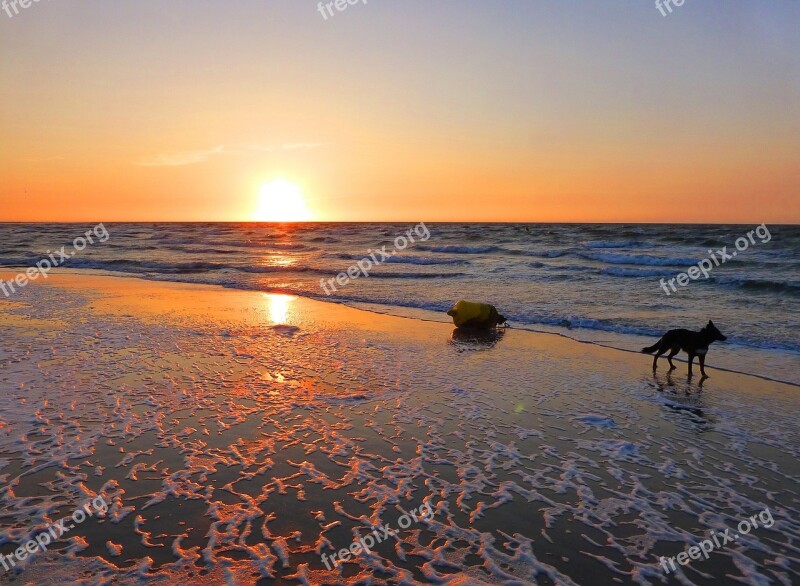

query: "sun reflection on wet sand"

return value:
[263, 293, 296, 324]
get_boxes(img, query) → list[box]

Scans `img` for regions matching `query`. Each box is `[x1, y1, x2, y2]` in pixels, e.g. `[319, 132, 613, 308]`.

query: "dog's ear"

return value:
[708, 320, 714, 327]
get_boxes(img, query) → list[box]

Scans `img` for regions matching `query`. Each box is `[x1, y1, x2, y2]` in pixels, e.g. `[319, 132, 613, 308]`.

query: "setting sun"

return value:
[253, 180, 312, 222]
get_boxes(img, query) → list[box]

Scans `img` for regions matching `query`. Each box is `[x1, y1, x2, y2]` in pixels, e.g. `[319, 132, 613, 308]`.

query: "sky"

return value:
[0, 0, 798, 223]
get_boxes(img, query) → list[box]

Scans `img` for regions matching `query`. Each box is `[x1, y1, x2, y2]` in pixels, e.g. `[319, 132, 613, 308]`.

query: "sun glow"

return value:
[264, 293, 296, 324]
[253, 180, 312, 222]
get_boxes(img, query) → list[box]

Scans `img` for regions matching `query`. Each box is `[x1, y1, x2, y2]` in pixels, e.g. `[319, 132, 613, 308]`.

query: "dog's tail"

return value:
[641, 342, 660, 354]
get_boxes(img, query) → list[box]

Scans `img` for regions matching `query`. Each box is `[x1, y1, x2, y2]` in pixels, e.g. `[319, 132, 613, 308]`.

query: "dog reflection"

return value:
[651, 371, 713, 430]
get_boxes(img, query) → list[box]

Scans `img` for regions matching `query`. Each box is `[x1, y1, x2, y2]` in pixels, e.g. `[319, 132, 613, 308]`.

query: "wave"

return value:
[508, 314, 662, 337]
[369, 272, 466, 279]
[602, 267, 676, 278]
[156, 238, 309, 251]
[219, 241, 309, 251]
[549, 264, 597, 272]
[578, 252, 699, 267]
[172, 246, 239, 255]
[584, 240, 647, 249]
[104, 243, 164, 251]
[0, 259, 36, 269]
[62, 259, 319, 275]
[323, 253, 464, 265]
[416, 245, 498, 254]
[383, 256, 466, 266]
[519, 249, 575, 258]
[500, 314, 800, 353]
[713, 276, 800, 295]
[268, 242, 312, 251]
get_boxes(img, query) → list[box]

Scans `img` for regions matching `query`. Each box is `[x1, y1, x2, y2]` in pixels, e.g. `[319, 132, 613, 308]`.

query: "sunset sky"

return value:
[1, 1, 798, 223]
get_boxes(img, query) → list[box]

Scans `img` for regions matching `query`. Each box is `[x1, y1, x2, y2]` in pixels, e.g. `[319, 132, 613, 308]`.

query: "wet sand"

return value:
[0, 271, 798, 585]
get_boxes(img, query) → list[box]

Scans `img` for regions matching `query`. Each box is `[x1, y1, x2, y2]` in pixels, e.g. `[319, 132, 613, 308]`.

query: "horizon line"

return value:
[0, 220, 794, 226]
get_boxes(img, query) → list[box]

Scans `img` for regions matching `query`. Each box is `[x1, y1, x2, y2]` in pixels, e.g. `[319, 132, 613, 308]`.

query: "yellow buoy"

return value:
[446, 300, 507, 329]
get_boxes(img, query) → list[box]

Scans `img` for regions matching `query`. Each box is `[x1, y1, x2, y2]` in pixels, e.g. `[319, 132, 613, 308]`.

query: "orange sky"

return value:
[1, 2, 798, 223]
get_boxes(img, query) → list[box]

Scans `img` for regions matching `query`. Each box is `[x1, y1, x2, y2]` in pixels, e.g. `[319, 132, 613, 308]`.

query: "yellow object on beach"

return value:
[446, 300, 507, 329]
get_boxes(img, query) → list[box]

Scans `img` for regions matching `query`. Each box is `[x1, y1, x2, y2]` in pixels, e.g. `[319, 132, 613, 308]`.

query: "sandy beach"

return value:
[0, 270, 797, 585]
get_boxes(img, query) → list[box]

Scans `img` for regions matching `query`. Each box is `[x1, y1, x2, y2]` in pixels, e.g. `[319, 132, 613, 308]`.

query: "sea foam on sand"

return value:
[0, 272, 797, 585]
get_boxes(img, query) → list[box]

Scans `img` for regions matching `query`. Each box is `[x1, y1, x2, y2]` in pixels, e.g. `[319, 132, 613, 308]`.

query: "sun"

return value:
[253, 180, 312, 222]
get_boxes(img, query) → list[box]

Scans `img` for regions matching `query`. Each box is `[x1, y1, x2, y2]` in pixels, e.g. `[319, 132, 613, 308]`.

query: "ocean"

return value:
[1, 222, 798, 384]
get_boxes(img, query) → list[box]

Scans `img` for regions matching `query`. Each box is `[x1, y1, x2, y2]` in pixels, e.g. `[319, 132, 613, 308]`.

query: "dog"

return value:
[641, 320, 727, 377]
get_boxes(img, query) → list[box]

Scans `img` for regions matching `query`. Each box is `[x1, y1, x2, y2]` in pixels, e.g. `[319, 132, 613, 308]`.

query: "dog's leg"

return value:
[652, 346, 666, 370]
[687, 353, 695, 377]
[667, 347, 680, 369]
[699, 354, 707, 378]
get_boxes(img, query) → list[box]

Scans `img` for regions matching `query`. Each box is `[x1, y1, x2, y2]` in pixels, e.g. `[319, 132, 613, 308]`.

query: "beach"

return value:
[0, 270, 797, 585]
